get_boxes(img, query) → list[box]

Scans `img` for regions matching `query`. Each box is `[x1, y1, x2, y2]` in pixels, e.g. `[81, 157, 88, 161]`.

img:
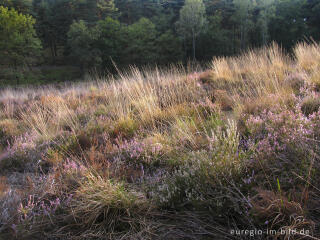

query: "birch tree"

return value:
[176, 0, 207, 60]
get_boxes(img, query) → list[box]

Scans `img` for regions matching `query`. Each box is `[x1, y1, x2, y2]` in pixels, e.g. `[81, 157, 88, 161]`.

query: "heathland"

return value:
[0, 42, 320, 239]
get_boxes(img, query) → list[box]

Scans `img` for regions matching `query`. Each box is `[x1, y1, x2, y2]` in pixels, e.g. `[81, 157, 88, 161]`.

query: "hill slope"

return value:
[0, 42, 320, 239]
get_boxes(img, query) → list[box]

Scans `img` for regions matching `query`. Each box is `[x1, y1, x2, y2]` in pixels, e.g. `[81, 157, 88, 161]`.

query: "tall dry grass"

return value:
[0, 41, 320, 239]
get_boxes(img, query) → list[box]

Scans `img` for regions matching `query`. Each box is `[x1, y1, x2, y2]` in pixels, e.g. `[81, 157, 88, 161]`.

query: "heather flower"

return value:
[63, 158, 86, 173]
[245, 95, 319, 158]
[112, 137, 164, 164]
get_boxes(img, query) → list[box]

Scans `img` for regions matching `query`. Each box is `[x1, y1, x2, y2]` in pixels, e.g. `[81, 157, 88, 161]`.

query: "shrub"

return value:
[283, 72, 306, 92]
[111, 117, 139, 139]
[240, 92, 297, 116]
[301, 94, 320, 116]
[153, 120, 252, 212]
[310, 69, 320, 91]
[0, 132, 38, 173]
[212, 89, 233, 111]
[244, 103, 320, 192]
[0, 152, 31, 173]
[0, 119, 22, 145]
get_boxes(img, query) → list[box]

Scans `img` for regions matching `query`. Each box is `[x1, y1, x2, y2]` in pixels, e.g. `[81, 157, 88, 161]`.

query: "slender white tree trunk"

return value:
[192, 31, 196, 60]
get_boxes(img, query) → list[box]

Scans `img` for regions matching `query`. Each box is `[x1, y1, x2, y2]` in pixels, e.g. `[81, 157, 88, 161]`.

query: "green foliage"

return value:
[156, 30, 183, 64]
[1, 0, 320, 86]
[199, 13, 231, 58]
[231, 0, 255, 51]
[269, 0, 310, 50]
[0, 6, 41, 83]
[154, 120, 251, 210]
[0, 0, 33, 14]
[73, 0, 118, 23]
[67, 20, 102, 71]
[123, 17, 158, 65]
[0, 66, 81, 86]
[255, 0, 276, 45]
[34, 0, 74, 58]
[39, 66, 82, 83]
[96, 17, 123, 69]
[176, 0, 207, 59]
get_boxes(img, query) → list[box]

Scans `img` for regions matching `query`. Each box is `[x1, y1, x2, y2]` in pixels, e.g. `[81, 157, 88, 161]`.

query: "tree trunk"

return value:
[50, 43, 55, 58]
[233, 25, 235, 54]
[53, 42, 57, 57]
[50, 42, 57, 59]
[183, 37, 187, 60]
[14, 61, 19, 85]
[192, 32, 196, 60]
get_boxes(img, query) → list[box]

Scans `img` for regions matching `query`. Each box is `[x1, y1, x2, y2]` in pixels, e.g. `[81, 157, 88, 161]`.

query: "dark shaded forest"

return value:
[0, 0, 320, 85]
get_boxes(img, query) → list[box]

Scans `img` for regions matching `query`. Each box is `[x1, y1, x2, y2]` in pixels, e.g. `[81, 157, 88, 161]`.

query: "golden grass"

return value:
[1, 41, 320, 239]
[209, 43, 291, 101]
[0, 42, 318, 167]
[0, 119, 21, 139]
[69, 172, 151, 237]
[295, 41, 320, 72]
[251, 189, 314, 232]
[0, 42, 298, 145]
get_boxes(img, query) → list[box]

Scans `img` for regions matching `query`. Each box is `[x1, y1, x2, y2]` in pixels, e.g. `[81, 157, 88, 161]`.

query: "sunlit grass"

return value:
[0, 42, 320, 239]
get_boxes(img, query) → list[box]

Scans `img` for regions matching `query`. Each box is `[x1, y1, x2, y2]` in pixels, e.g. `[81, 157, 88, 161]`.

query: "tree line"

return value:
[0, 0, 320, 78]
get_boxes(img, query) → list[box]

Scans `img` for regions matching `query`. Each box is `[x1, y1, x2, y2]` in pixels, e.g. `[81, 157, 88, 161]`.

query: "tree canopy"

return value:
[176, 0, 207, 60]
[1, 0, 320, 82]
[0, 6, 41, 69]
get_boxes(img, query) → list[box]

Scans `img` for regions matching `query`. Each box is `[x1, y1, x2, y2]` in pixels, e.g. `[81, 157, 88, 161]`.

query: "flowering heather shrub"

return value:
[153, 121, 253, 211]
[244, 96, 320, 191]
[106, 137, 165, 181]
[14, 193, 74, 237]
[17, 195, 68, 223]
[115, 137, 163, 162]
[0, 119, 22, 145]
[283, 72, 307, 92]
[1, 43, 320, 239]
[187, 72, 200, 81]
[6, 132, 38, 154]
[0, 132, 39, 172]
[246, 106, 315, 156]
[51, 157, 88, 193]
[301, 92, 320, 116]
[0, 189, 22, 233]
[62, 158, 86, 173]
